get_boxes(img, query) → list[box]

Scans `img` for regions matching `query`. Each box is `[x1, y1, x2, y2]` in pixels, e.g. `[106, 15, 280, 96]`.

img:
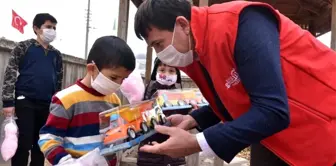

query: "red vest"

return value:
[181, 1, 336, 166]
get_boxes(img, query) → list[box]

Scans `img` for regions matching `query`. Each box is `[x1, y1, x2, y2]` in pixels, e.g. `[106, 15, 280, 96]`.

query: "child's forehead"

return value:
[101, 66, 131, 77]
[158, 64, 175, 70]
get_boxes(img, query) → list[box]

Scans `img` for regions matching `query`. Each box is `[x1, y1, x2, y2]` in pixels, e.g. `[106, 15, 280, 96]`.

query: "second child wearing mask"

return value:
[38, 36, 136, 166]
[1, 13, 62, 166]
[137, 58, 186, 166]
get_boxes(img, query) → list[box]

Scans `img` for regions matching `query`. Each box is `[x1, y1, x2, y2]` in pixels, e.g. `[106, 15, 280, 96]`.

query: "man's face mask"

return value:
[156, 23, 193, 67]
[156, 73, 177, 86]
[90, 62, 120, 95]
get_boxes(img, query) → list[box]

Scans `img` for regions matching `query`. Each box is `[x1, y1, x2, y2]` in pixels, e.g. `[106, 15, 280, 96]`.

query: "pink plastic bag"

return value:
[120, 71, 145, 104]
[0, 116, 18, 161]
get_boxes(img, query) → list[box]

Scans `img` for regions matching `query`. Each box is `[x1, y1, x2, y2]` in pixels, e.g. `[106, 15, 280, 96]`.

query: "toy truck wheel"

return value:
[178, 100, 186, 106]
[127, 128, 136, 139]
[164, 101, 173, 107]
[141, 122, 149, 133]
[190, 99, 197, 105]
[159, 114, 167, 124]
[151, 119, 158, 128]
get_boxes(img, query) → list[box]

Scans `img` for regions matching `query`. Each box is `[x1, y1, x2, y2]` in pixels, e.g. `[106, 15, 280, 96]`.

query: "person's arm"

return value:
[55, 51, 63, 92]
[189, 105, 220, 130]
[198, 6, 289, 162]
[38, 96, 72, 165]
[2, 42, 26, 107]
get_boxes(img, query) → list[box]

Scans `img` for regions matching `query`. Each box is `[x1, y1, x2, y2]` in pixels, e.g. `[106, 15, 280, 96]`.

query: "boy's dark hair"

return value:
[134, 0, 191, 40]
[87, 36, 136, 71]
[33, 13, 57, 34]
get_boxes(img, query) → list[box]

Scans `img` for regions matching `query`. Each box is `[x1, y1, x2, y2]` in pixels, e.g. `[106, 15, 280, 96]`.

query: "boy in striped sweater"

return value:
[38, 36, 136, 165]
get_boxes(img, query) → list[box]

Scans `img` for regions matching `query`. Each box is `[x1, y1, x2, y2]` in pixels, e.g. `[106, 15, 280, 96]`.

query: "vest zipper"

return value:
[198, 62, 233, 121]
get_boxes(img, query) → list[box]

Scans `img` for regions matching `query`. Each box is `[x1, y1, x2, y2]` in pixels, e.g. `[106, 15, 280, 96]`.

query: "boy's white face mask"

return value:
[40, 28, 56, 43]
[156, 73, 177, 86]
[91, 72, 120, 95]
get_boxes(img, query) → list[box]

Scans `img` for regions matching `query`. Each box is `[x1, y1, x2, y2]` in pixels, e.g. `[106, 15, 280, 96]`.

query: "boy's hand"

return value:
[2, 107, 15, 117]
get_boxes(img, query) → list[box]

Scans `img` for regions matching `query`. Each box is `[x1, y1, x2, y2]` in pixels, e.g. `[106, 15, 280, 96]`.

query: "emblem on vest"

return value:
[225, 68, 240, 89]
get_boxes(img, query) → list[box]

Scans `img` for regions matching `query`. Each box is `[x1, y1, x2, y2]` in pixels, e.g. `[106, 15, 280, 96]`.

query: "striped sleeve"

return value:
[38, 96, 72, 165]
[113, 93, 121, 105]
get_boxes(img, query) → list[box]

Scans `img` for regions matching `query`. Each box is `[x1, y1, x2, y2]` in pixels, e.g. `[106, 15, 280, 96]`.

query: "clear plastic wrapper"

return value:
[99, 100, 167, 146]
[99, 100, 153, 134]
[153, 88, 209, 108]
[0, 115, 18, 161]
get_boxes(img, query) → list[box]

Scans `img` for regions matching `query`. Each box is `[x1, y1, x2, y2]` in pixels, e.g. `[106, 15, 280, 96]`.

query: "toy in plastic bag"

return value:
[0, 115, 18, 161]
[56, 148, 108, 166]
[120, 71, 145, 104]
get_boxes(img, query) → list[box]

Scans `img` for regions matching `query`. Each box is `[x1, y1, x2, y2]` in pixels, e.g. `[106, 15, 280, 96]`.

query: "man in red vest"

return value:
[134, 0, 336, 165]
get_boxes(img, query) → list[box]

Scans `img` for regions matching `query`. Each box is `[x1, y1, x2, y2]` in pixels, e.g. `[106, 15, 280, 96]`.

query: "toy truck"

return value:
[154, 89, 209, 111]
[100, 100, 167, 147]
[99, 90, 210, 156]
[154, 89, 191, 108]
[141, 101, 167, 127]
[103, 107, 146, 146]
[191, 89, 209, 107]
[99, 99, 169, 156]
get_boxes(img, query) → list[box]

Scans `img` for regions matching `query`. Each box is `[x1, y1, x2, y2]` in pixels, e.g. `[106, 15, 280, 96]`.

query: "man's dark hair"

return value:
[87, 36, 136, 71]
[134, 0, 191, 40]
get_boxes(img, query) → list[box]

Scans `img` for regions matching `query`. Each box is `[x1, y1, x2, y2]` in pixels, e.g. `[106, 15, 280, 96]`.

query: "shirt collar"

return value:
[30, 38, 57, 51]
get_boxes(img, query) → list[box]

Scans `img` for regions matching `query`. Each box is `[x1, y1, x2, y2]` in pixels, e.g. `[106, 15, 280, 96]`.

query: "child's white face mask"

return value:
[91, 72, 120, 95]
[156, 73, 177, 86]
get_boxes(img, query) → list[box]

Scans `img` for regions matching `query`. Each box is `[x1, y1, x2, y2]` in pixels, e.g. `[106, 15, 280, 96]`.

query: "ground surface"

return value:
[125, 146, 251, 166]
[0, 147, 250, 166]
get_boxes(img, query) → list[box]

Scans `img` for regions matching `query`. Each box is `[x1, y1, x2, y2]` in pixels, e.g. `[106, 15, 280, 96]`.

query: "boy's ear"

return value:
[86, 63, 95, 75]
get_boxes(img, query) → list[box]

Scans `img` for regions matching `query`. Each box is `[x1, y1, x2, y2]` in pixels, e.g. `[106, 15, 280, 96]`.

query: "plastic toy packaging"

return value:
[56, 148, 108, 166]
[98, 89, 208, 156]
[153, 88, 209, 110]
[99, 100, 168, 156]
[0, 115, 18, 161]
[120, 71, 145, 104]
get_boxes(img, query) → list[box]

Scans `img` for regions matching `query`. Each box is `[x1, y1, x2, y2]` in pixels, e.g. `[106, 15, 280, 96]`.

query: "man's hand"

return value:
[2, 107, 15, 117]
[167, 114, 198, 130]
[139, 125, 201, 158]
